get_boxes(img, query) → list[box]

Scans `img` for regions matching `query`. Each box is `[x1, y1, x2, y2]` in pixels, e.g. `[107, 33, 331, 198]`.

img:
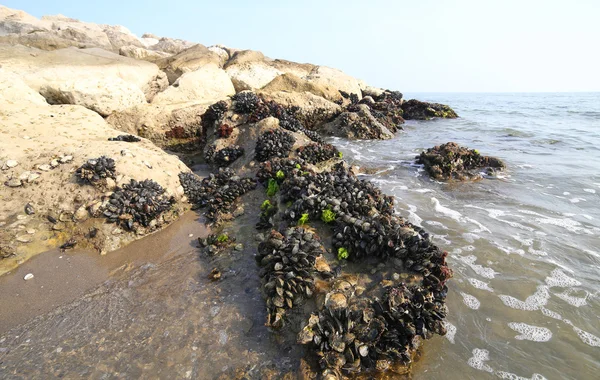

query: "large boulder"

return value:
[260, 73, 341, 101]
[149, 37, 196, 54]
[101, 24, 144, 51]
[320, 104, 394, 140]
[40, 77, 147, 116]
[0, 72, 190, 271]
[259, 90, 342, 129]
[39, 14, 114, 51]
[305, 66, 363, 102]
[119, 45, 171, 63]
[0, 5, 50, 35]
[107, 101, 211, 145]
[152, 64, 235, 104]
[157, 44, 224, 84]
[0, 44, 166, 105]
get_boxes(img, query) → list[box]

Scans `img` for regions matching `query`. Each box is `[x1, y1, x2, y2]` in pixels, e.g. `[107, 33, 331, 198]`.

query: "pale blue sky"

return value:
[4, 0, 599, 92]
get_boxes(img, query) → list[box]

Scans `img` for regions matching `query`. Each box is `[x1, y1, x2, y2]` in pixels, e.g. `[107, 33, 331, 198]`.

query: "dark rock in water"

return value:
[401, 99, 458, 120]
[205, 145, 244, 167]
[297, 143, 340, 164]
[255, 128, 296, 162]
[108, 135, 141, 142]
[75, 156, 116, 185]
[102, 179, 173, 230]
[416, 142, 505, 180]
[179, 168, 256, 223]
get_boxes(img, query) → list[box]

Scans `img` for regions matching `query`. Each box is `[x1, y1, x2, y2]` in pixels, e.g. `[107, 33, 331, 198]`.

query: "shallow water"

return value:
[1, 93, 599, 379]
[334, 92, 600, 379]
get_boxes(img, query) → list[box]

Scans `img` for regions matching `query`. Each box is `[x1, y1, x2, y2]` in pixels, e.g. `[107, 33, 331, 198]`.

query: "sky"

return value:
[4, 0, 600, 92]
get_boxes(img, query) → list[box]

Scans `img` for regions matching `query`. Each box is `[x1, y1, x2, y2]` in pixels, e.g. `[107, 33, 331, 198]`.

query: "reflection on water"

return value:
[1, 93, 599, 379]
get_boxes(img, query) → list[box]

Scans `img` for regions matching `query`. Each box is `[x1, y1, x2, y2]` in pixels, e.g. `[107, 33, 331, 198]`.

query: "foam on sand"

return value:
[461, 292, 481, 309]
[554, 288, 588, 307]
[467, 348, 493, 373]
[499, 285, 550, 311]
[508, 322, 552, 342]
[456, 255, 498, 279]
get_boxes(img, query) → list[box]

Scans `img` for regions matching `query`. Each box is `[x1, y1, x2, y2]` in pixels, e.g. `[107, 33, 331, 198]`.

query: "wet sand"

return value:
[0, 211, 209, 334]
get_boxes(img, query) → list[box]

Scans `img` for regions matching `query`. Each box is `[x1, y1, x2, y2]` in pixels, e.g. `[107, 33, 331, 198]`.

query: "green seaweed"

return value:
[295, 164, 301, 169]
[261, 199, 273, 211]
[338, 151, 343, 158]
[217, 234, 229, 243]
[276, 170, 285, 180]
[337, 247, 349, 260]
[298, 213, 309, 226]
[266, 178, 279, 197]
[321, 209, 336, 223]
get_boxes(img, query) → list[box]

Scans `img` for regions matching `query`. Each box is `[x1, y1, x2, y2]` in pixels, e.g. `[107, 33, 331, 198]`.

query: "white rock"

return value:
[37, 164, 51, 171]
[6, 179, 22, 187]
[225, 62, 282, 92]
[16, 235, 31, 243]
[50, 160, 59, 168]
[5, 160, 18, 169]
[23, 273, 34, 280]
[305, 66, 363, 100]
[27, 172, 41, 182]
[40, 77, 146, 116]
[119, 45, 170, 63]
[19, 171, 32, 181]
[59, 155, 73, 163]
[152, 64, 235, 104]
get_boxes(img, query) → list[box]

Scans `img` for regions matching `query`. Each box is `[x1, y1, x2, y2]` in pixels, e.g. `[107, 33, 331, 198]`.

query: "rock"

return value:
[416, 142, 505, 181]
[320, 104, 395, 140]
[325, 292, 348, 310]
[224, 50, 285, 92]
[152, 64, 235, 105]
[361, 85, 386, 98]
[234, 244, 244, 251]
[305, 66, 363, 102]
[37, 164, 51, 171]
[16, 236, 31, 243]
[106, 102, 211, 145]
[59, 155, 73, 163]
[50, 160, 59, 168]
[401, 99, 458, 120]
[149, 37, 196, 54]
[3, 160, 18, 169]
[119, 45, 170, 63]
[101, 24, 144, 51]
[74, 205, 89, 221]
[0, 69, 48, 107]
[40, 77, 147, 116]
[157, 44, 224, 84]
[6, 179, 22, 187]
[260, 73, 341, 101]
[23, 273, 34, 280]
[0, 45, 164, 104]
[208, 45, 229, 64]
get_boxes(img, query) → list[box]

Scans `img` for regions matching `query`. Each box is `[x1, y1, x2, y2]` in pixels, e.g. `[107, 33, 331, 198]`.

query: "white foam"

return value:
[434, 234, 452, 245]
[508, 322, 552, 342]
[535, 216, 592, 234]
[461, 292, 481, 309]
[570, 197, 585, 203]
[544, 269, 581, 288]
[563, 191, 571, 196]
[496, 372, 548, 380]
[457, 255, 498, 279]
[462, 233, 480, 243]
[431, 197, 462, 220]
[466, 205, 534, 231]
[583, 188, 596, 194]
[425, 220, 448, 229]
[499, 285, 550, 311]
[513, 235, 533, 246]
[468, 278, 494, 292]
[528, 247, 548, 256]
[540, 307, 562, 320]
[462, 245, 476, 251]
[406, 204, 423, 227]
[442, 321, 456, 344]
[554, 289, 588, 307]
[467, 348, 493, 373]
[414, 188, 434, 193]
[572, 326, 600, 347]
[582, 214, 594, 220]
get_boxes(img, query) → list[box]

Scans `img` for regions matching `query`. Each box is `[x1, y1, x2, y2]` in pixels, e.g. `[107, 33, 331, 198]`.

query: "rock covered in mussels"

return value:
[255, 128, 296, 162]
[297, 143, 340, 164]
[108, 134, 141, 142]
[401, 99, 458, 120]
[205, 145, 244, 167]
[75, 156, 116, 185]
[200, 100, 229, 131]
[179, 169, 256, 222]
[417, 142, 505, 180]
[257, 228, 331, 328]
[103, 179, 174, 230]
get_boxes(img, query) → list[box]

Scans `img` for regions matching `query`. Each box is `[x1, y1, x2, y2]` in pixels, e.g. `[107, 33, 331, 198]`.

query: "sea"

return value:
[334, 92, 600, 379]
[0, 93, 598, 379]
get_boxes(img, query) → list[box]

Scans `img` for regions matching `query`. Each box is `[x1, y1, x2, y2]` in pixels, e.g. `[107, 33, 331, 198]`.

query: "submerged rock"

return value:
[417, 142, 505, 181]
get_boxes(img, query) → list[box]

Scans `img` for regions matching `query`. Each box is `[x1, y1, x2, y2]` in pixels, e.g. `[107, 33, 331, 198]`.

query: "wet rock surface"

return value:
[417, 141, 506, 180]
[401, 99, 458, 120]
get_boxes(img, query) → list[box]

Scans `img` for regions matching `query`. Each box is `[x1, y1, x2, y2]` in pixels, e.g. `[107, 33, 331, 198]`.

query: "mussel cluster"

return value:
[257, 228, 325, 328]
[179, 169, 256, 222]
[256, 157, 306, 184]
[255, 128, 296, 162]
[256, 199, 279, 230]
[299, 280, 448, 377]
[198, 233, 236, 256]
[201, 100, 229, 131]
[416, 142, 505, 180]
[108, 134, 141, 142]
[297, 143, 340, 164]
[103, 179, 173, 230]
[231, 91, 261, 114]
[205, 145, 244, 167]
[75, 156, 116, 185]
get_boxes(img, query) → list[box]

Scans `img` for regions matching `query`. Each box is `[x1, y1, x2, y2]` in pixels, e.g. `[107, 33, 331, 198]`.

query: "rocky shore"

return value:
[0, 5, 503, 379]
